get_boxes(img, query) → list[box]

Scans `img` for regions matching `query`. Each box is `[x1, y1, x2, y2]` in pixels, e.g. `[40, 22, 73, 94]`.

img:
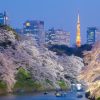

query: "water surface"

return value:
[0, 91, 88, 100]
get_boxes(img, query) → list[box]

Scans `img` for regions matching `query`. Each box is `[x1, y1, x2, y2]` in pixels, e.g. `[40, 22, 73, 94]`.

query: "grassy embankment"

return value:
[57, 80, 68, 90]
[14, 68, 68, 92]
[0, 81, 7, 94]
[14, 67, 43, 92]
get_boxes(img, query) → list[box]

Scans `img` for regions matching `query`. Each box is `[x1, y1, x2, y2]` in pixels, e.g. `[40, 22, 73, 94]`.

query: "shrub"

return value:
[0, 81, 7, 89]
[14, 68, 43, 91]
[0, 80, 7, 94]
[48, 44, 92, 57]
[97, 97, 100, 100]
[57, 80, 67, 89]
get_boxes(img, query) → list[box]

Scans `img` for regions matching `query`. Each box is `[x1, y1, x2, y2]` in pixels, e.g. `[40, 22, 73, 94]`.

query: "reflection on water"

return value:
[0, 91, 88, 100]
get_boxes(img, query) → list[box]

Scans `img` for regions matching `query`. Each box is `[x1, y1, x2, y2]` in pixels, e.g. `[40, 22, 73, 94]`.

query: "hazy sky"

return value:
[0, 0, 100, 44]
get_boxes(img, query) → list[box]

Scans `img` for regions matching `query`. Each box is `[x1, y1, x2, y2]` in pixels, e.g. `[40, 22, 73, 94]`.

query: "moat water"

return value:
[0, 91, 88, 100]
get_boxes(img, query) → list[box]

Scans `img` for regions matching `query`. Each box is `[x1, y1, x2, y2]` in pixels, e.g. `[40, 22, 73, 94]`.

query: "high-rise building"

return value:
[87, 27, 96, 45]
[45, 28, 70, 46]
[55, 29, 70, 46]
[76, 13, 81, 47]
[45, 28, 56, 45]
[0, 11, 8, 25]
[96, 30, 100, 42]
[23, 20, 45, 45]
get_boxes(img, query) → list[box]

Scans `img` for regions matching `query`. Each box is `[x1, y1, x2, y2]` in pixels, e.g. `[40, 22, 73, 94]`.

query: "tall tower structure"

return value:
[76, 13, 81, 47]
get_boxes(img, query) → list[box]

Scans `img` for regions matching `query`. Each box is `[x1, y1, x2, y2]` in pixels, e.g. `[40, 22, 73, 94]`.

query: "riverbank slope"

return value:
[0, 26, 84, 94]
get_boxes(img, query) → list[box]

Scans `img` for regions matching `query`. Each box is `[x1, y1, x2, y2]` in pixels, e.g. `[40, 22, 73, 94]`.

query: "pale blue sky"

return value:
[0, 0, 100, 44]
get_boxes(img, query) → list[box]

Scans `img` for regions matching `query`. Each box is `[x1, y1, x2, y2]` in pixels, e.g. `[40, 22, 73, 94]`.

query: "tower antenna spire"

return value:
[76, 11, 81, 47]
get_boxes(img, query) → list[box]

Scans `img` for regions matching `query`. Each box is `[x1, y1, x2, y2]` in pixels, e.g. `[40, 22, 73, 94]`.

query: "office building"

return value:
[23, 20, 45, 45]
[0, 11, 8, 25]
[45, 28, 56, 45]
[87, 27, 96, 44]
[46, 28, 70, 46]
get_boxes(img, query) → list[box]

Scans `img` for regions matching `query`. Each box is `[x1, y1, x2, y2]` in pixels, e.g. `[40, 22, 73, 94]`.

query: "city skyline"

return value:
[0, 0, 100, 45]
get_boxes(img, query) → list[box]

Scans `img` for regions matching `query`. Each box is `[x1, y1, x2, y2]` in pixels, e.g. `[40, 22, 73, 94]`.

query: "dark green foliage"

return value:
[14, 68, 43, 91]
[0, 80, 7, 94]
[57, 80, 67, 89]
[0, 81, 7, 89]
[48, 44, 92, 57]
[16, 67, 31, 81]
[97, 97, 100, 100]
